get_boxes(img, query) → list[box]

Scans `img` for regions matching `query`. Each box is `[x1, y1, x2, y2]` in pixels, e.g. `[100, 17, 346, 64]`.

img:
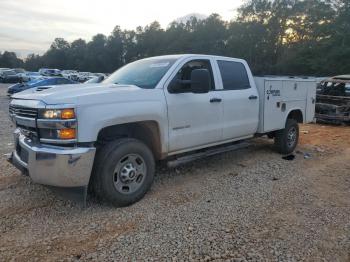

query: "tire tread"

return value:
[91, 138, 154, 206]
[274, 119, 299, 154]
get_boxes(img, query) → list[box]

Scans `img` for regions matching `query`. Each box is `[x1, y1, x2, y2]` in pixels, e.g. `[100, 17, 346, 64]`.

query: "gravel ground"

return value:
[0, 83, 349, 261]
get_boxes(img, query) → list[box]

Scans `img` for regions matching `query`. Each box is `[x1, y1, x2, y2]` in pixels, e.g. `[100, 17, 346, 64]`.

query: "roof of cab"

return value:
[142, 54, 246, 61]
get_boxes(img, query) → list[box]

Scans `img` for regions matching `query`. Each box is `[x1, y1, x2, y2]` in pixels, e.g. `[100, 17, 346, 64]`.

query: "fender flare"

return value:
[284, 108, 304, 125]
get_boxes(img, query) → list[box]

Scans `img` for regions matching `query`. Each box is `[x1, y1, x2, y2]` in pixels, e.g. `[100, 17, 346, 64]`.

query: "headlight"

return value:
[38, 108, 77, 143]
[40, 108, 75, 119]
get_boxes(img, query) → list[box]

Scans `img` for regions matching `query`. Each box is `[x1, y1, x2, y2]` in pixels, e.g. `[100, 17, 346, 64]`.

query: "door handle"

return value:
[210, 98, 222, 103]
[249, 95, 258, 100]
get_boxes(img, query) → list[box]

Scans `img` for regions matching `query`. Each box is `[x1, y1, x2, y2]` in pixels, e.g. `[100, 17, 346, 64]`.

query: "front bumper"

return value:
[10, 130, 96, 187]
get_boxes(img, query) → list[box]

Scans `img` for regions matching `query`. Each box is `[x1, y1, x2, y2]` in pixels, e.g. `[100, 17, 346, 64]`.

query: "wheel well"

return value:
[287, 109, 303, 123]
[96, 121, 163, 160]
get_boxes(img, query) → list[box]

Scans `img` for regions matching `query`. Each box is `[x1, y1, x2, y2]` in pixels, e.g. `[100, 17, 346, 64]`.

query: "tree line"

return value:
[0, 0, 349, 76]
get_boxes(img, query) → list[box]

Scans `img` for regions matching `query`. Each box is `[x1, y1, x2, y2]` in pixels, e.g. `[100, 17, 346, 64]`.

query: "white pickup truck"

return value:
[8, 54, 316, 206]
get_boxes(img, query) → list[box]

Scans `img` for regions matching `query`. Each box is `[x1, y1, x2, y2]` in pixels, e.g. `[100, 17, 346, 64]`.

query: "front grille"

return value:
[9, 105, 38, 118]
[10, 104, 39, 139]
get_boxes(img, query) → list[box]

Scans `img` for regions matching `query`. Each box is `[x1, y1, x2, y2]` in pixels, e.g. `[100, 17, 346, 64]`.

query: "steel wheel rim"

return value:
[113, 153, 147, 194]
[287, 127, 297, 148]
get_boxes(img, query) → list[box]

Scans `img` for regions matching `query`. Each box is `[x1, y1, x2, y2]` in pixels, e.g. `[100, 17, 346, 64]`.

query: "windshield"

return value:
[103, 58, 177, 89]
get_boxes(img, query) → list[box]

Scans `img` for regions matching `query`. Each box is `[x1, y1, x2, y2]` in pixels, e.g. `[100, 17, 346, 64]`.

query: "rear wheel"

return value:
[92, 138, 155, 207]
[274, 119, 299, 154]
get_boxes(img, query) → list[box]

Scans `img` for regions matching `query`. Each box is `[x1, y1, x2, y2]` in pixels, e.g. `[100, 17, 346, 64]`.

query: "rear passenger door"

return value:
[215, 59, 259, 140]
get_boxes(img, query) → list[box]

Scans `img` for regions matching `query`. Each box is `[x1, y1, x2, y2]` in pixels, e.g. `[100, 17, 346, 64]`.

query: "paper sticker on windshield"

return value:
[150, 62, 170, 68]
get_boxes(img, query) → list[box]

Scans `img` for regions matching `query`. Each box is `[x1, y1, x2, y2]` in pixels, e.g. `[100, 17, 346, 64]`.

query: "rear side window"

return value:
[217, 60, 250, 90]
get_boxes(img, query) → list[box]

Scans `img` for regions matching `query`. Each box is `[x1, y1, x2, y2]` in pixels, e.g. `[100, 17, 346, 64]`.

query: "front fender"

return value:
[76, 100, 168, 152]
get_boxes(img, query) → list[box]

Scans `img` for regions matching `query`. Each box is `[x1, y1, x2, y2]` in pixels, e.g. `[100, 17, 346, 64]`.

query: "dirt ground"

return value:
[0, 84, 349, 261]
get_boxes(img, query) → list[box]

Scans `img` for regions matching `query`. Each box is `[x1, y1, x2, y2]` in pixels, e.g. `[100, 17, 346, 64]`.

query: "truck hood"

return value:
[11, 83, 163, 105]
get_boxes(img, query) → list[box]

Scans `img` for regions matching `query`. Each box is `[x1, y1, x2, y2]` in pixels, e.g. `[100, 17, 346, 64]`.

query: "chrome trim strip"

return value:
[15, 115, 36, 128]
[10, 99, 46, 109]
[37, 119, 77, 129]
[45, 104, 76, 109]
[40, 138, 77, 144]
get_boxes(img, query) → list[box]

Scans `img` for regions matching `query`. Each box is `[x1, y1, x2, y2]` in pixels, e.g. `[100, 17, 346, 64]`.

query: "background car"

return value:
[17, 72, 43, 82]
[62, 70, 80, 81]
[94, 73, 107, 78]
[315, 74, 350, 124]
[0, 69, 21, 83]
[39, 68, 61, 76]
[13, 68, 25, 74]
[84, 75, 105, 83]
[7, 77, 78, 95]
[78, 72, 94, 82]
[0, 68, 10, 72]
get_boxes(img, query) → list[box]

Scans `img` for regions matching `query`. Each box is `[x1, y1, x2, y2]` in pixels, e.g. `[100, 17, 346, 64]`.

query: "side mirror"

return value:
[190, 69, 210, 93]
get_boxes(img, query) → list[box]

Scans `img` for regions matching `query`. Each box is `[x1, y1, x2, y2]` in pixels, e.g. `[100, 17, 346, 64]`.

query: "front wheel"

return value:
[274, 119, 299, 154]
[92, 138, 155, 207]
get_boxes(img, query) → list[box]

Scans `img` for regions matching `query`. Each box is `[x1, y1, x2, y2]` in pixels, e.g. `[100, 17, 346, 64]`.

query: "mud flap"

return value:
[48, 185, 88, 208]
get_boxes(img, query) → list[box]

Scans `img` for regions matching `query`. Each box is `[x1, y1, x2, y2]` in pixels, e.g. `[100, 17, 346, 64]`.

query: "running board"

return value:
[167, 141, 250, 168]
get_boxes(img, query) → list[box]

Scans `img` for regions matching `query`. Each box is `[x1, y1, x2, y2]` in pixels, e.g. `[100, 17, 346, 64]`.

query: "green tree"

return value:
[44, 38, 70, 69]
[106, 26, 124, 72]
[1, 0, 348, 76]
[24, 54, 44, 71]
[0, 51, 23, 68]
[67, 39, 87, 70]
[136, 22, 165, 57]
[86, 34, 108, 72]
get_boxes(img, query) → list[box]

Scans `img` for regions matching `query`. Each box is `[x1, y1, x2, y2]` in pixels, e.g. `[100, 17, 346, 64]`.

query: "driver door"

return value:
[164, 58, 223, 153]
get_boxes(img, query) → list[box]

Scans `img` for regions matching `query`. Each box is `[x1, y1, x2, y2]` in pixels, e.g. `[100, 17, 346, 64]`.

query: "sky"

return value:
[0, 0, 243, 57]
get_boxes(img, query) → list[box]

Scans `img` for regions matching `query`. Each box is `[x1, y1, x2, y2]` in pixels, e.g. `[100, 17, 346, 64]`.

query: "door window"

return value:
[171, 59, 215, 91]
[217, 60, 250, 90]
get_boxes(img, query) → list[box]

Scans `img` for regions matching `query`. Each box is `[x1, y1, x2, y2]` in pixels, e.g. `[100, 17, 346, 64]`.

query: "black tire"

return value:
[92, 138, 155, 207]
[274, 119, 299, 154]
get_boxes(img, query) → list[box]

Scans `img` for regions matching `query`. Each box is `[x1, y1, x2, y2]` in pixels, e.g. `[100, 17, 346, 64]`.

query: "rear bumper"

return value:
[10, 130, 96, 187]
